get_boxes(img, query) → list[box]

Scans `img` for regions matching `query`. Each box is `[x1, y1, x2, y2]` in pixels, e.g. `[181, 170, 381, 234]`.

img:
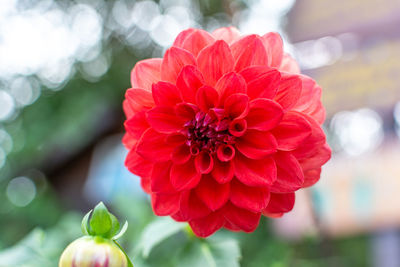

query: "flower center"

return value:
[184, 111, 235, 154]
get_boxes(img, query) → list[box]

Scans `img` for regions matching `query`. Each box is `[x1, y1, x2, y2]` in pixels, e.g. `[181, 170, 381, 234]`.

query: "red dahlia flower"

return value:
[123, 27, 331, 237]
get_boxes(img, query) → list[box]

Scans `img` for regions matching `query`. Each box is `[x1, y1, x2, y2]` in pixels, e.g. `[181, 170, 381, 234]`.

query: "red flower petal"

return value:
[136, 129, 173, 162]
[146, 106, 185, 134]
[302, 168, 321, 188]
[131, 58, 162, 91]
[236, 130, 277, 159]
[174, 102, 198, 121]
[212, 27, 241, 44]
[152, 81, 182, 107]
[161, 47, 196, 83]
[195, 174, 230, 211]
[180, 190, 211, 220]
[217, 144, 235, 162]
[246, 98, 283, 131]
[125, 149, 153, 178]
[292, 75, 325, 124]
[274, 72, 302, 111]
[195, 85, 219, 112]
[141, 176, 151, 193]
[272, 111, 312, 151]
[230, 179, 270, 212]
[176, 65, 204, 103]
[262, 192, 295, 215]
[181, 29, 215, 56]
[239, 66, 280, 99]
[151, 162, 174, 193]
[279, 53, 300, 74]
[195, 151, 214, 174]
[123, 99, 134, 119]
[234, 152, 277, 187]
[300, 143, 331, 187]
[197, 40, 234, 86]
[173, 28, 196, 47]
[229, 119, 247, 137]
[223, 202, 261, 232]
[292, 114, 326, 159]
[172, 144, 191, 164]
[125, 88, 155, 112]
[261, 32, 283, 67]
[230, 35, 268, 71]
[224, 93, 249, 119]
[170, 158, 201, 191]
[211, 158, 234, 184]
[215, 72, 247, 104]
[151, 192, 180, 216]
[124, 110, 149, 140]
[189, 211, 225, 237]
[270, 152, 304, 193]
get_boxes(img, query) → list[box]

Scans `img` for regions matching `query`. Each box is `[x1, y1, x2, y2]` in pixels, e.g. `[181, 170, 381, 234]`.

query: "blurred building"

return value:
[276, 0, 400, 242]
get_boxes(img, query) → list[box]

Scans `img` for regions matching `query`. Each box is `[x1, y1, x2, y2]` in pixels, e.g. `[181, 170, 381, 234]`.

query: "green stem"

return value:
[114, 240, 134, 267]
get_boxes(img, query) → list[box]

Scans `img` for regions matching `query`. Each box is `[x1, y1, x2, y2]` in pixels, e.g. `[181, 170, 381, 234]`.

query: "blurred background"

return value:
[0, 0, 399, 266]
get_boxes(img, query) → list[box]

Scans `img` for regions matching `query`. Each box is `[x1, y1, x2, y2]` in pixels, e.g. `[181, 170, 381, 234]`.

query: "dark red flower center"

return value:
[184, 111, 235, 155]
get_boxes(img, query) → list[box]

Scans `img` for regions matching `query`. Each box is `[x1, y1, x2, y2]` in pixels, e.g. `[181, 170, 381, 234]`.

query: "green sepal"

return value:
[106, 213, 120, 238]
[81, 210, 92, 235]
[113, 221, 128, 240]
[90, 202, 112, 237]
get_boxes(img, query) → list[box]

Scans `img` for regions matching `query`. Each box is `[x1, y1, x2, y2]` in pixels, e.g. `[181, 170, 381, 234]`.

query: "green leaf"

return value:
[81, 210, 92, 235]
[177, 238, 241, 267]
[136, 217, 186, 258]
[89, 202, 112, 236]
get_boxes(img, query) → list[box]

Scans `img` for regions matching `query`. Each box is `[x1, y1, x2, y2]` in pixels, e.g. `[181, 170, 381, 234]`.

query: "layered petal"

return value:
[195, 174, 230, 211]
[215, 72, 247, 104]
[131, 58, 162, 91]
[180, 29, 215, 56]
[230, 179, 270, 212]
[189, 211, 225, 237]
[223, 202, 261, 232]
[272, 111, 312, 151]
[146, 106, 185, 134]
[170, 158, 201, 191]
[270, 152, 304, 193]
[211, 158, 234, 184]
[176, 65, 204, 103]
[230, 35, 268, 71]
[236, 130, 277, 159]
[262, 192, 295, 215]
[261, 32, 283, 67]
[212, 27, 241, 44]
[197, 40, 234, 86]
[180, 190, 211, 220]
[234, 152, 277, 187]
[152, 192, 181, 216]
[246, 98, 283, 131]
[161, 47, 196, 83]
[136, 129, 173, 162]
[239, 66, 281, 99]
[274, 72, 302, 111]
[152, 82, 182, 107]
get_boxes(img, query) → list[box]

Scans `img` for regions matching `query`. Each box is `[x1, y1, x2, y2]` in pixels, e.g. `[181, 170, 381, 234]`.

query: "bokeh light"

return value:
[330, 108, 384, 156]
[6, 176, 37, 207]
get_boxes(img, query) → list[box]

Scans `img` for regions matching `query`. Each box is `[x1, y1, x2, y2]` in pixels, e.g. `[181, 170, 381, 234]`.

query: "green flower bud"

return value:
[59, 202, 133, 267]
[59, 236, 128, 267]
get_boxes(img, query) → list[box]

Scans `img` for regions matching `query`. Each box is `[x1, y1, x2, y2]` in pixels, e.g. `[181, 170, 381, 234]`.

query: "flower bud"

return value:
[59, 236, 128, 267]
